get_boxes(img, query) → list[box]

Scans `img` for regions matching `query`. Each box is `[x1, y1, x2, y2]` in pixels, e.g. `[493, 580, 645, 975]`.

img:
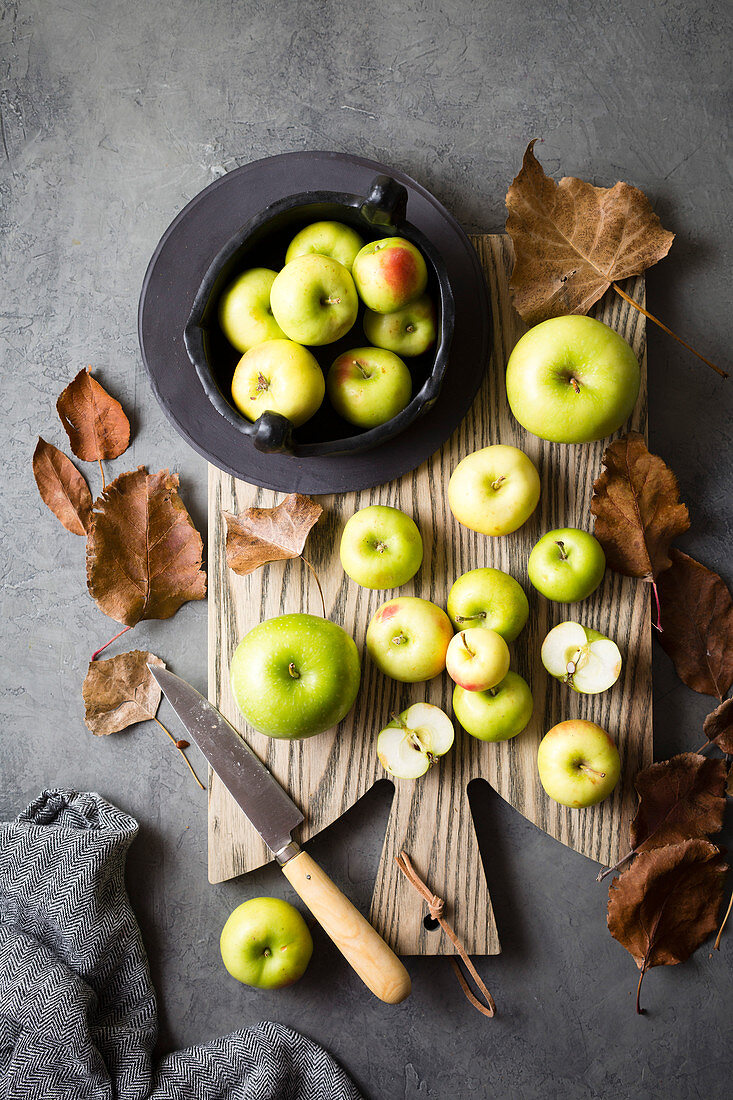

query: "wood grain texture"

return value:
[207, 234, 651, 956]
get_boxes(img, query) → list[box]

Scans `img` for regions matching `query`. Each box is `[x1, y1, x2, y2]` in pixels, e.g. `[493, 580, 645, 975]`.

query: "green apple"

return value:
[230, 339, 325, 427]
[445, 627, 510, 692]
[230, 613, 360, 739]
[528, 527, 606, 603]
[270, 255, 358, 345]
[352, 236, 428, 313]
[366, 596, 453, 682]
[218, 268, 286, 353]
[448, 444, 541, 536]
[541, 621, 622, 694]
[285, 220, 365, 272]
[377, 703, 454, 778]
[327, 346, 412, 429]
[452, 671, 533, 742]
[363, 294, 436, 357]
[506, 315, 641, 444]
[537, 719, 621, 808]
[447, 567, 529, 642]
[340, 505, 422, 589]
[220, 897, 313, 989]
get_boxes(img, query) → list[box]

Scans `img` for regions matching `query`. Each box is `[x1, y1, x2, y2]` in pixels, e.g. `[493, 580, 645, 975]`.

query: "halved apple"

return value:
[541, 621, 622, 695]
[377, 703, 454, 779]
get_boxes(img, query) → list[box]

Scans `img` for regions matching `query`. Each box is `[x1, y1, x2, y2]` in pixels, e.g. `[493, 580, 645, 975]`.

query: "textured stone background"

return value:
[2, 1, 731, 1096]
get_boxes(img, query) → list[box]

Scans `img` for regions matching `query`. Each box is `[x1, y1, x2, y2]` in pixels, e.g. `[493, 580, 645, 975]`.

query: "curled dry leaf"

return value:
[703, 697, 733, 755]
[224, 493, 323, 576]
[591, 432, 690, 581]
[631, 753, 727, 852]
[83, 650, 164, 736]
[656, 549, 733, 700]
[86, 467, 206, 627]
[57, 367, 131, 462]
[33, 437, 92, 536]
[506, 139, 675, 326]
[607, 838, 728, 1013]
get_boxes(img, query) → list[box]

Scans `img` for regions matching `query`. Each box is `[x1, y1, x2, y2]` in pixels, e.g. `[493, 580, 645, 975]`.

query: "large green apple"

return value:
[528, 527, 606, 603]
[220, 897, 313, 989]
[352, 237, 428, 313]
[340, 505, 423, 589]
[218, 268, 286, 353]
[363, 294, 436, 357]
[230, 339, 325, 427]
[366, 596, 453, 682]
[448, 444, 541, 536]
[230, 614, 360, 739]
[270, 255, 358, 345]
[506, 315, 640, 443]
[537, 719, 621, 807]
[446, 567, 529, 642]
[285, 220, 365, 272]
[327, 346, 412, 429]
[452, 671, 533, 742]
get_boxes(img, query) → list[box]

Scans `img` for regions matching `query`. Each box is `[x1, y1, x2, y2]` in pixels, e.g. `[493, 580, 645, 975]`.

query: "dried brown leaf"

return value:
[630, 753, 727, 853]
[33, 437, 92, 535]
[57, 367, 130, 462]
[656, 549, 733, 699]
[86, 467, 206, 626]
[225, 493, 323, 576]
[703, 697, 733, 755]
[506, 140, 675, 325]
[83, 650, 164, 736]
[591, 432, 690, 581]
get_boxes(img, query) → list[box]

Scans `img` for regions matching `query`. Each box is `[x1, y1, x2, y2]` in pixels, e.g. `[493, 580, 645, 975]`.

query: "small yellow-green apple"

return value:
[366, 596, 453, 682]
[327, 346, 412, 429]
[452, 671, 533, 742]
[285, 220, 365, 272]
[541, 621, 622, 694]
[231, 340, 325, 427]
[352, 237, 428, 313]
[448, 444, 541, 536]
[528, 528, 606, 603]
[377, 703, 454, 778]
[230, 614, 360, 739]
[447, 567, 529, 642]
[363, 294, 436, 357]
[340, 505, 422, 589]
[506, 315, 641, 444]
[270, 255, 358, 345]
[218, 268, 286, 353]
[445, 627, 510, 692]
[220, 897, 313, 989]
[537, 719, 621, 808]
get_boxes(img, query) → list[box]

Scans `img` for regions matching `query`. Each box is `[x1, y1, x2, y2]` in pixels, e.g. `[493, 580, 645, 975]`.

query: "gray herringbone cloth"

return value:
[0, 789, 363, 1100]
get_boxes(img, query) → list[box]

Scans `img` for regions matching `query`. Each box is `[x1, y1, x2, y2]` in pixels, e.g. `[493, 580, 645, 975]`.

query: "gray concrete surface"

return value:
[2, 1, 731, 1096]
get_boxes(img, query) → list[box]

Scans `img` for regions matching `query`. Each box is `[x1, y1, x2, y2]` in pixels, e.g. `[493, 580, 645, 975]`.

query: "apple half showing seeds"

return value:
[377, 703, 454, 779]
[541, 621, 622, 695]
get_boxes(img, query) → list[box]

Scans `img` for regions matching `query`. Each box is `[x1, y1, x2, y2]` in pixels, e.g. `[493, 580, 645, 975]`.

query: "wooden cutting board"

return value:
[207, 234, 651, 956]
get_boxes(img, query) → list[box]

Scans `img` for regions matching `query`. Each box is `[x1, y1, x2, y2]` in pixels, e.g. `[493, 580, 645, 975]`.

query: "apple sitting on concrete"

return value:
[541, 621, 622, 695]
[231, 339, 325, 427]
[528, 527, 606, 603]
[452, 671, 533, 742]
[352, 236, 428, 313]
[230, 613, 360, 739]
[340, 505, 423, 589]
[445, 627, 510, 692]
[447, 566, 529, 642]
[377, 703, 454, 779]
[327, 346, 412, 429]
[220, 897, 313, 989]
[366, 596, 453, 682]
[363, 294, 436, 357]
[506, 315, 640, 444]
[218, 267, 286, 353]
[285, 220, 365, 272]
[448, 444, 541, 537]
[270, 254, 358, 345]
[537, 719, 621, 808]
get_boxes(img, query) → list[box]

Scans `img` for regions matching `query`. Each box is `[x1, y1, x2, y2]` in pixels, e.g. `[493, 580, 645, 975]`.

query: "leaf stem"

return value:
[98, 457, 106, 490]
[612, 283, 727, 379]
[154, 716, 205, 790]
[597, 849, 635, 882]
[302, 555, 326, 617]
[635, 968, 646, 1015]
[651, 580, 662, 633]
[695, 740, 712, 754]
[713, 885, 733, 950]
[91, 624, 132, 661]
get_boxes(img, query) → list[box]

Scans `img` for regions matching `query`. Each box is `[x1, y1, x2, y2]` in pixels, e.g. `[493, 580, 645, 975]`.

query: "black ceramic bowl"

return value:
[183, 175, 455, 456]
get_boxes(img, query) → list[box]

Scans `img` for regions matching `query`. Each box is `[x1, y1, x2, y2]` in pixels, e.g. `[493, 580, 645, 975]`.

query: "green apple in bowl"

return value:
[537, 719, 621, 807]
[340, 505, 422, 589]
[327, 347, 412, 429]
[230, 613, 360, 739]
[220, 897, 313, 989]
[447, 567, 529, 642]
[452, 671, 533, 742]
[377, 703, 454, 778]
[218, 267, 286, 353]
[285, 220, 365, 272]
[363, 294, 436, 357]
[270, 254, 358, 345]
[366, 596, 453, 682]
[541, 621, 622, 694]
[528, 528, 606, 603]
[448, 444, 541, 536]
[231, 339, 325, 427]
[352, 236, 428, 313]
[445, 627, 510, 692]
[506, 315, 640, 444]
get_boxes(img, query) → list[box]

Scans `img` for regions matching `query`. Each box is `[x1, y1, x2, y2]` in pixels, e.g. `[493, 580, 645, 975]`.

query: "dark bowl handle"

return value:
[360, 175, 408, 228]
[252, 411, 294, 453]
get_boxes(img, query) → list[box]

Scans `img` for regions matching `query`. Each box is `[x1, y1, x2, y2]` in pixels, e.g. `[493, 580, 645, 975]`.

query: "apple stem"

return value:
[713, 885, 733, 950]
[612, 281, 728, 379]
[555, 540, 568, 560]
[153, 716, 205, 790]
[579, 763, 605, 780]
[491, 475, 506, 491]
[569, 377, 580, 394]
[323, 296, 342, 306]
[301, 556, 326, 617]
[635, 968, 646, 1015]
[651, 580, 663, 632]
[488, 686, 499, 697]
[355, 359, 371, 379]
[456, 612, 485, 623]
[288, 662, 300, 679]
[392, 633, 407, 645]
[406, 324, 415, 333]
[91, 624, 133, 661]
[460, 632, 474, 656]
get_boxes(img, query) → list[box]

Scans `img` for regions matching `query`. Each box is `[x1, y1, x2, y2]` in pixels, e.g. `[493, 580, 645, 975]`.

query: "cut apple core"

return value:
[377, 702, 454, 779]
[541, 621, 622, 694]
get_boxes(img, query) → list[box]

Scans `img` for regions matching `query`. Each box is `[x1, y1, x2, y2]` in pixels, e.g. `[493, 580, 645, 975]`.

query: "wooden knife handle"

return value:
[280, 849, 411, 1004]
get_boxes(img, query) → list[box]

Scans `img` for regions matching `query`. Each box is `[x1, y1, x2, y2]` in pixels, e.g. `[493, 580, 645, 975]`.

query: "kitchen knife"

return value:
[149, 665, 411, 1005]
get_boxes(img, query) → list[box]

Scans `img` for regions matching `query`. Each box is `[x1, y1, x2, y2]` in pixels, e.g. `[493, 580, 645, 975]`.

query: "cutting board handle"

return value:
[281, 849, 411, 1004]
